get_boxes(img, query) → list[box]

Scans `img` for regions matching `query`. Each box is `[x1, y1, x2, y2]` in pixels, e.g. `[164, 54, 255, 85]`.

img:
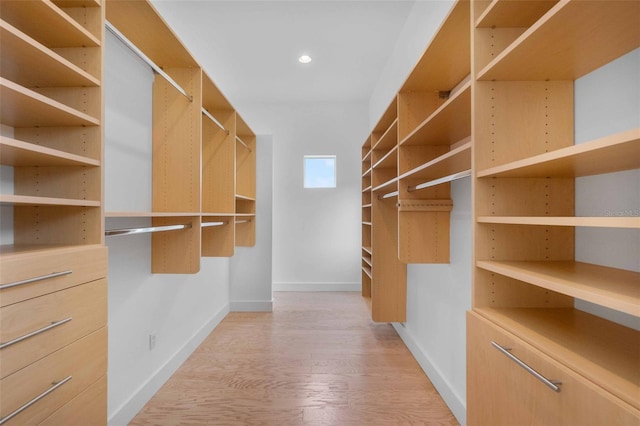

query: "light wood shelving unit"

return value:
[105, 0, 257, 270]
[1, 0, 108, 423]
[235, 114, 256, 248]
[361, 0, 470, 322]
[468, 1, 640, 424]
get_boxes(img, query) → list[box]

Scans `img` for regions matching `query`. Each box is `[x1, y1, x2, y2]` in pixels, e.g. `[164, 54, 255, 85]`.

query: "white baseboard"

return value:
[392, 323, 467, 426]
[230, 299, 273, 312]
[108, 303, 230, 426]
[273, 282, 361, 292]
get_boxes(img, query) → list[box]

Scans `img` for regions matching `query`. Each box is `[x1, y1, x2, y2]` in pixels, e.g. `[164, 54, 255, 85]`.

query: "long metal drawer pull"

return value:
[0, 270, 72, 291]
[0, 317, 73, 350]
[491, 341, 562, 392]
[0, 376, 72, 425]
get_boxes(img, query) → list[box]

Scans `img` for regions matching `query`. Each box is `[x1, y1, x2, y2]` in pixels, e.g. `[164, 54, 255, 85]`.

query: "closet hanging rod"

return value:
[105, 223, 192, 237]
[236, 136, 252, 152]
[407, 170, 471, 192]
[202, 109, 229, 135]
[378, 190, 399, 200]
[201, 221, 227, 228]
[105, 21, 193, 102]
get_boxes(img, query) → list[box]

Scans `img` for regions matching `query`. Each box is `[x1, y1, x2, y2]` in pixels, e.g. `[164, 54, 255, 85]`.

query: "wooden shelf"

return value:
[362, 204, 372, 209]
[106, 0, 198, 68]
[362, 246, 372, 255]
[235, 194, 256, 201]
[53, 0, 102, 7]
[371, 119, 398, 153]
[478, 1, 640, 81]
[477, 128, 640, 178]
[1, 21, 101, 87]
[362, 167, 372, 178]
[0, 195, 100, 207]
[372, 178, 397, 193]
[362, 186, 372, 193]
[400, 81, 471, 147]
[202, 70, 233, 111]
[1, 0, 100, 48]
[235, 213, 256, 218]
[475, 0, 558, 28]
[362, 265, 372, 279]
[477, 260, 639, 317]
[202, 213, 235, 217]
[0, 137, 100, 167]
[362, 255, 372, 268]
[372, 145, 397, 170]
[477, 216, 640, 228]
[0, 78, 99, 127]
[400, 139, 471, 182]
[362, 222, 372, 226]
[475, 307, 640, 412]
[105, 212, 196, 217]
[401, 0, 470, 93]
[362, 149, 372, 163]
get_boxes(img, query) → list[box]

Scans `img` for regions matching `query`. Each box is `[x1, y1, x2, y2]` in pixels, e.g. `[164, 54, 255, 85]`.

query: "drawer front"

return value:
[467, 312, 639, 426]
[39, 376, 106, 426]
[0, 245, 107, 307]
[0, 279, 107, 379]
[0, 327, 107, 426]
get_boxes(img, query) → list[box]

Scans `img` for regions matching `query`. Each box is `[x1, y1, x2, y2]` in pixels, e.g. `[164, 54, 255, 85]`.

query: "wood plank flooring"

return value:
[130, 292, 459, 425]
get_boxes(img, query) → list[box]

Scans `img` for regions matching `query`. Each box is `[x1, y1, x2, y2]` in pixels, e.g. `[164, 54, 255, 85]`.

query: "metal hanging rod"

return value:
[105, 223, 192, 237]
[236, 136, 252, 152]
[105, 21, 193, 102]
[202, 109, 229, 135]
[201, 221, 227, 228]
[378, 190, 399, 200]
[407, 170, 471, 192]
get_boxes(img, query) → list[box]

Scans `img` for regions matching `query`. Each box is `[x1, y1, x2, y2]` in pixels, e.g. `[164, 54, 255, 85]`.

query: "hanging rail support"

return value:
[407, 169, 471, 192]
[105, 21, 193, 102]
[105, 223, 192, 237]
[202, 109, 230, 135]
[236, 136, 252, 152]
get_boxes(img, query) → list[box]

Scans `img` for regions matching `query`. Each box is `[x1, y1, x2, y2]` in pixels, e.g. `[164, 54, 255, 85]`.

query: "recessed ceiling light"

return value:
[298, 55, 312, 64]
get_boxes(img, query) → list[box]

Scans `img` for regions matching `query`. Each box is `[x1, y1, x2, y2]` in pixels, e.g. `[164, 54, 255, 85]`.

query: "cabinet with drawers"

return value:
[0, 247, 108, 425]
[0, 0, 107, 423]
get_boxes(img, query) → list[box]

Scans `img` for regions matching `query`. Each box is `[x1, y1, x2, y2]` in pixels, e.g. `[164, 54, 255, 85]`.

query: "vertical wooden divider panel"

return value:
[372, 195, 406, 322]
[152, 216, 201, 274]
[150, 66, 202, 272]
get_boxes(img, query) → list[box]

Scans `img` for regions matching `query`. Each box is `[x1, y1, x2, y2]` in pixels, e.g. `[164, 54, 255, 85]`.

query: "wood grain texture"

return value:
[130, 292, 457, 425]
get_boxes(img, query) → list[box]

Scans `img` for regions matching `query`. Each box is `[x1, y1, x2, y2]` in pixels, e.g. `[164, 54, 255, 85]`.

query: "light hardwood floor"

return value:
[130, 292, 458, 425]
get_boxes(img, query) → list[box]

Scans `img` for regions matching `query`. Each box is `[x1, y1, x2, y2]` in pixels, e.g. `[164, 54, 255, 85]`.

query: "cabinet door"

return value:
[467, 312, 639, 426]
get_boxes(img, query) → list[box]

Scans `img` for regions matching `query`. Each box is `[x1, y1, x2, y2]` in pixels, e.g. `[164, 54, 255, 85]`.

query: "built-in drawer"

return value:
[39, 375, 106, 426]
[0, 245, 107, 307]
[0, 327, 107, 426]
[467, 311, 639, 425]
[0, 279, 107, 379]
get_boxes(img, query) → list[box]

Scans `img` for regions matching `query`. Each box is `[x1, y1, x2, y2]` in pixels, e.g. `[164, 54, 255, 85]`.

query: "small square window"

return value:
[304, 155, 336, 188]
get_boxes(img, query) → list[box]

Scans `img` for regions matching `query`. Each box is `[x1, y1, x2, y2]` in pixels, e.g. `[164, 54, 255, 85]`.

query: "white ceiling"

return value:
[150, 0, 416, 104]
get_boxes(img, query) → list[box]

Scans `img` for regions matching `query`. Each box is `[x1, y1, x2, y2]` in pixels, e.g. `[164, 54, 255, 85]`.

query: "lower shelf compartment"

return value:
[474, 307, 639, 411]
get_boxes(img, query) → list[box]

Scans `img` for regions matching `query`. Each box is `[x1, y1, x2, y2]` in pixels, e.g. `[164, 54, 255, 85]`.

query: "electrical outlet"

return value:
[149, 334, 156, 350]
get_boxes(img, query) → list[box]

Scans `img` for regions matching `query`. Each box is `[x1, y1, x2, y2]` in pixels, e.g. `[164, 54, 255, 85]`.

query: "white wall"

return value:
[230, 135, 274, 311]
[105, 31, 231, 425]
[237, 102, 367, 291]
[367, 2, 469, 424]
[574, 48, 640, 330]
